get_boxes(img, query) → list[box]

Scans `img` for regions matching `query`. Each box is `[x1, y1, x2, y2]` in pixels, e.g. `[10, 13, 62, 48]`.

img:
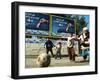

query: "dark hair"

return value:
[58, 42, 61, 44]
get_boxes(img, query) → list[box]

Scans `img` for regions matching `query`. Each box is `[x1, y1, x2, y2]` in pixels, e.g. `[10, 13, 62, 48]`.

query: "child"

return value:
[55, 42, 62, 59]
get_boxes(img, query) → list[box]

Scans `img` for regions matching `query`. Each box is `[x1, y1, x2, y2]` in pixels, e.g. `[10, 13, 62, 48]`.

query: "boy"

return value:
[55, 42, 62, 59]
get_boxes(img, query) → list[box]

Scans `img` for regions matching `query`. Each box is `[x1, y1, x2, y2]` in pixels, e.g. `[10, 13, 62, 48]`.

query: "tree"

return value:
[66, 15, 88, 35]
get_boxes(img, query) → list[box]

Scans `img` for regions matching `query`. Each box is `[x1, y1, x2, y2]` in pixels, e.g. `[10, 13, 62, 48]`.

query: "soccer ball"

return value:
[36, 53, 51, 67]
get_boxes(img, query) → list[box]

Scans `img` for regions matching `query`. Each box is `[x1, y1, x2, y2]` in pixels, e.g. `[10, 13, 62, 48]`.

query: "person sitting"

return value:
[77, 27, 90, 60]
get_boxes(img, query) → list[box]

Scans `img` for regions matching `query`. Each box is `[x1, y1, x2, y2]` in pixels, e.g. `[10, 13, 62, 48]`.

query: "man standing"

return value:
[67, 34, 75, 62]
[44, 38, 55, 57]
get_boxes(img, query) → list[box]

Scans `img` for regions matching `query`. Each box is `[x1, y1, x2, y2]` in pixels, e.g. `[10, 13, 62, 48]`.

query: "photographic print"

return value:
[25, 13, 90, 68]
[11, 2, 97, 79]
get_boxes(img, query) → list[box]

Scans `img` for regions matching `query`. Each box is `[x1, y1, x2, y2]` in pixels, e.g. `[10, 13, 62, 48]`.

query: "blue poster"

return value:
[52, 16, 75, 35]
[25, 12, 49, 31]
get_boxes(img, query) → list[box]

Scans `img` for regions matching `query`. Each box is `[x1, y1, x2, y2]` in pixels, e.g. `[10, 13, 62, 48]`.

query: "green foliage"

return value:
[66, 15, 88, 34]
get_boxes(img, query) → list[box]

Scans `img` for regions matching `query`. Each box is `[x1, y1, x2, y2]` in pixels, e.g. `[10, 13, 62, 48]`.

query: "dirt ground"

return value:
[25, 43, 89, 68]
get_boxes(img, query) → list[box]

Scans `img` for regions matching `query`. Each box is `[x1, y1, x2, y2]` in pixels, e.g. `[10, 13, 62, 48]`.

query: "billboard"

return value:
[25, 12, 49, 31]
[52, 15, 75, 36]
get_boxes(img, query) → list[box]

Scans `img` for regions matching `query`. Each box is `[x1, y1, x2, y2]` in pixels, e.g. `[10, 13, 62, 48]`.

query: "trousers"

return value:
[67, 47, 75, 61]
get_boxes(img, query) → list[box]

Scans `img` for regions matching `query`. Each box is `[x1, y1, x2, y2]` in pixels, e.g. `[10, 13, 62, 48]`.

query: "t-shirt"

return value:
[67, 37, 74, 48]
[56, 44, 62, 50]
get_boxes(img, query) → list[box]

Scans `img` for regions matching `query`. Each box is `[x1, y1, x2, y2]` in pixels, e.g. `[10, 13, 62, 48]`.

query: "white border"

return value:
[19, 5, 95, 76]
